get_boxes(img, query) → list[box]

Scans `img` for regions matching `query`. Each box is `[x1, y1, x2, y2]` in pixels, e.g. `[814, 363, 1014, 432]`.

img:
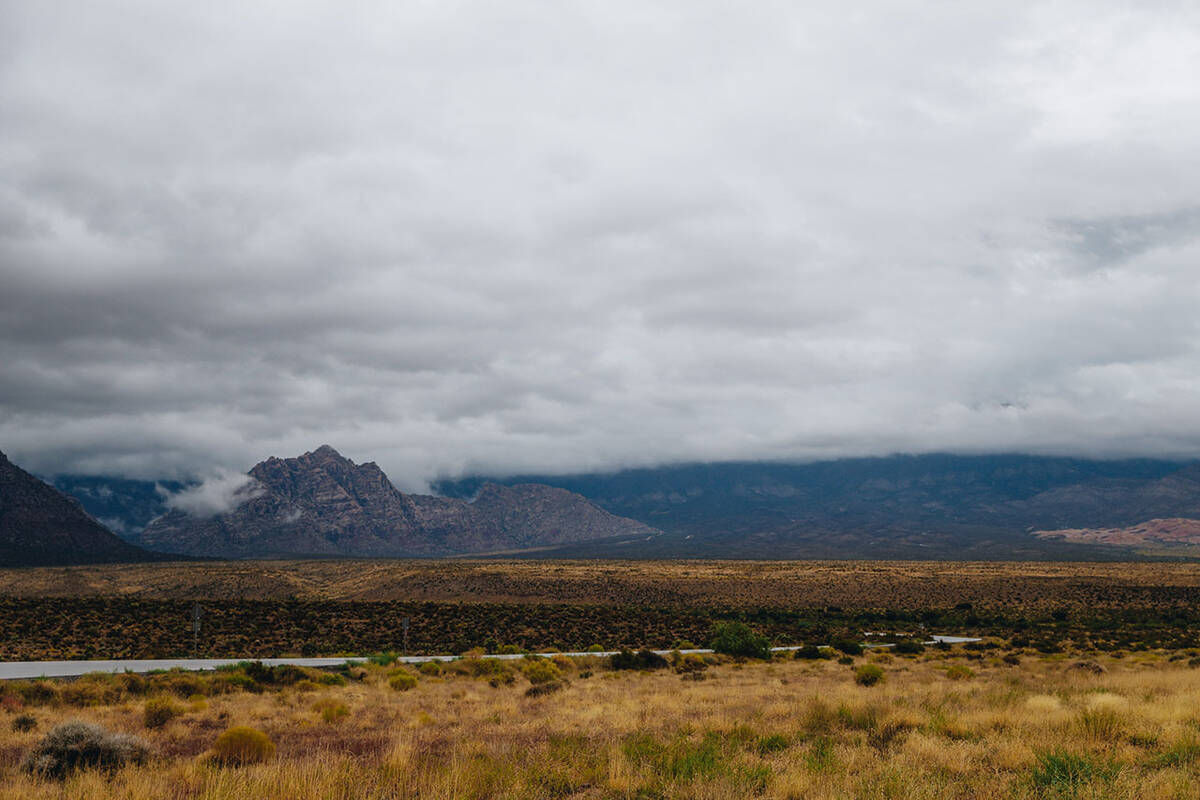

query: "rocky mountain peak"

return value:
[140, 446, 660, 559]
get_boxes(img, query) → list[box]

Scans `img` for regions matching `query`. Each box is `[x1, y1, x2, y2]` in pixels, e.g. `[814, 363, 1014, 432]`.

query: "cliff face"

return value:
[0, 450, 153, 566]
[140, 445, 658, 558]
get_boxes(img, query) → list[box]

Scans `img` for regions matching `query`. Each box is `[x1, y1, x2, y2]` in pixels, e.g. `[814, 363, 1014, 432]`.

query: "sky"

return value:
[2, 1, 1200, 491]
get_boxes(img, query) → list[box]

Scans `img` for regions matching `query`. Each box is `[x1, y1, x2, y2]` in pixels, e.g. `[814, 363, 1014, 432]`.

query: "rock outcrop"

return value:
[140, 445, 658, 558]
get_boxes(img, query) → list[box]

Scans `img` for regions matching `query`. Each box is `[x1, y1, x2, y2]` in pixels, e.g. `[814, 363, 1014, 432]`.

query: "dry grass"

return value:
[4, 649, 1200, 798]
[4, 559, 1200, 609]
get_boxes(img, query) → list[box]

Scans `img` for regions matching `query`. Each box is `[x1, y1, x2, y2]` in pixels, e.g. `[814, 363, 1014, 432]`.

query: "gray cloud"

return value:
[2, 2, 1200, 489]
[161, 471, 263, 518]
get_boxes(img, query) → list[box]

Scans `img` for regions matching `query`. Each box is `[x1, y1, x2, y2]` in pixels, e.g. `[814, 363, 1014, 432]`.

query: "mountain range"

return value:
[435, 454, 1200, 559]
[139, 445, 658, 558]
[10, 449, 1200, 564]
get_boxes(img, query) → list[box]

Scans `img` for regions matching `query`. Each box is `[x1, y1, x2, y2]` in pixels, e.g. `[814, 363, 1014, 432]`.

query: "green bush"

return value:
[854, 664, 885, 687]
[832, 638, 863, 656]
[367, 652, 398, 666]
[21, 721, 149, 779]
[673, 653, 708, 674]
[418, 661, 443, 676]
[211, 726, 275, 766]
[143, 696, 183, 729]
[710, 622, 771, 659]
[388, 671, 418, 692]
[794, 645, 829, 660]
[610, 649, 669, 671]
[893, 640, 925, 655]
[522, 660, 562, 685]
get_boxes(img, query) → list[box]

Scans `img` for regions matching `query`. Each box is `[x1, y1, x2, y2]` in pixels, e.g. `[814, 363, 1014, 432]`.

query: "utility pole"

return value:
[192, 602, 202, 658]
[402, 617, 410, 658]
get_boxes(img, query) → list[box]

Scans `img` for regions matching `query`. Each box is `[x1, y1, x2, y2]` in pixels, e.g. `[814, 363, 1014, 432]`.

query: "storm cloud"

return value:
[2, 2, 1200, 489]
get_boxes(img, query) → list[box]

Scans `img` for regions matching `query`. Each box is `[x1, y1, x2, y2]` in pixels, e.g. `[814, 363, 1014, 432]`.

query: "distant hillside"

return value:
[141, 445, 659, 558]
[49, 475, 187, 543]
[0, 450, 156, 566]
[435, 454, 1200, 559]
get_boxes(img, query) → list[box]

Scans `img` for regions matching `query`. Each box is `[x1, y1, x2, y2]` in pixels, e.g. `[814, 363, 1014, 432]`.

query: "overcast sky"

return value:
[2, 2, 1200, 489]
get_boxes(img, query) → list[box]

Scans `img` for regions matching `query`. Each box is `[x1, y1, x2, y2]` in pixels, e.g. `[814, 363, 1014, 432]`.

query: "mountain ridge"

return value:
[140, 445, 659, 558]
[0, 450, 157, 566]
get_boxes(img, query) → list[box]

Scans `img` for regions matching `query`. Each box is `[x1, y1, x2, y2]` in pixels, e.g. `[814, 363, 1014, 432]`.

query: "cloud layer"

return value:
[2, 2, 1200, 488]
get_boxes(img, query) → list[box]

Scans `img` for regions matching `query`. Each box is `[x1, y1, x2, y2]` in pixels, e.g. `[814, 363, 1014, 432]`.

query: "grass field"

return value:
[4, 560, 1200, 797]
[4, 645, 1200, 798]
[4, 559, 1200, 608]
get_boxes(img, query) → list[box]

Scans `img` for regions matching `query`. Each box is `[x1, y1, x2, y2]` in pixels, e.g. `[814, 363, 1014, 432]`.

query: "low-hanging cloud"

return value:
[2, 2, 1200, 489]
[161, 472, 263, 517]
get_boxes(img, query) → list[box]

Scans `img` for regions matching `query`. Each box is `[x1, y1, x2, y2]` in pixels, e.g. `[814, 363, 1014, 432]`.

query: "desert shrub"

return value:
[1, 693, 24, 713]
[1003, 653, 1021, 666]
[488, 673, 516, 688]
[13, 680, 59, 706]
[21, 721, 150, 779]
[894, 639, 925, 655]
[418, 661, 442, 676]
[143, 696, 183, 729]
[525, 680, 567, 697]
[610, 649, 669, 671]
[388, 671, 418, 692]
[837, 656, 855, 665]
[586, 644, 606, 652]
[188, 694, 208, 711]
[854, 664, 885, 687]
[710, 622, 771, 659]
[11, 714, 37, 732]
[367, 652, 397, 666]
[674, 653, 708, 674]
[945, 664, 975, 681]
[551, 654, 574, 672]
[211, 726, 275, 766]
[497, 644, 526, 655]
[672, 640, 699, 651]
[522, 660, 562, 685]
[794, 645, 830, 660]
[832, 638, 863, 656]
[315, 671, 346, 686]
[157, 670, 210, 699]
[214, 673, 261, 694]
[114, 672, 148, 695]
[460, 657, 509, 678]
[312, 697, 349, 723]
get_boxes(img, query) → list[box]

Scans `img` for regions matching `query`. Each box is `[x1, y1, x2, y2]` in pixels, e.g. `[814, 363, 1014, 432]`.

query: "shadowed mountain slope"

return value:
[0, 450, 155, 566]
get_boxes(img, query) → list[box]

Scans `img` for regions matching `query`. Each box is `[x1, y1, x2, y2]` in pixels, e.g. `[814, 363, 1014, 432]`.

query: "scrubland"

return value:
[5, 645, 1200, 799]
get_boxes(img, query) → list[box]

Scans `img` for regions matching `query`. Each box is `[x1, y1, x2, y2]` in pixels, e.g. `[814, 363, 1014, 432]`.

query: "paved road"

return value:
[0, 639, 977, 680]
[0, 648, 773, 680]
